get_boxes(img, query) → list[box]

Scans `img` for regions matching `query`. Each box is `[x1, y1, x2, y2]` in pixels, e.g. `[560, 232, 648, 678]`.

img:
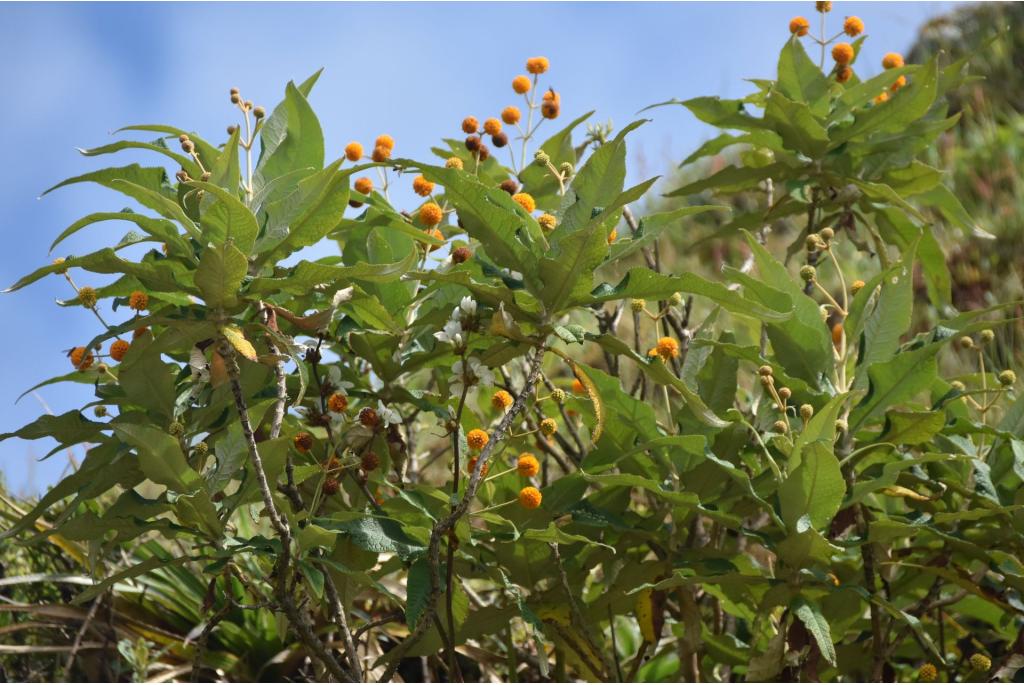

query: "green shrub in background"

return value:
[1, 4, 1021, 682]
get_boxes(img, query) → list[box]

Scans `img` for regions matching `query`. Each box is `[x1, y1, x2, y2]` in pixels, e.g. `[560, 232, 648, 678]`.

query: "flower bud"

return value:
[999, 370, 1016, 387]
[168, 421, 185, 437]
[253, 105, 265, 119]
[559, 161, 575, 177]
[194, 441, 209, 456]
[819, 226, 835, 242]
[835, 419, 848, 433]
[669, 292, 684, 306]
[800, 404, 814, 421]
[851, 279, 865, 295]
[630, 298, 646, 313]
[800, 265, 817, 282]
[181, 139, 195, 154]
[950, 380, 966, 392]
[960, 336, 974, 349]
[534, 150, 551, 166]
[551, 388, 566, 403]
[980, 329, 995, 344]
[778, 387, 792, 401]
[772, 420, 788, 433]
[758, 365, 773, 377]
[451, 246, 471, 264]
[94, 406, 108, 417]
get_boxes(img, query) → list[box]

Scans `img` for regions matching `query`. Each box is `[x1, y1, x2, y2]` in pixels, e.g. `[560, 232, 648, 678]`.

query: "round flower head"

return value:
[322, 477, 340, 496]
[500, 179, 519, 195]
[344, 141, 364, 162]
[451, 246, 471, 264]
[512, 192, 536, 213]
[512, 75, 532, 94]
[371, 145, 391, 163]
[874, 92, 889, 105]
[571, 378, 585, 394]
[358, 406, 380, 428]
[477, 144, 490, 161]
[461, 116, 479, 134]
[483, 118, 502, 136]
[501, 106, 521, 125]
[445, 156, 464, 170]
[630, 298, 646, 313]
[800, 404, 814, 421]
[832, 42, 854, 65]
[551, 388, 566, 403]
[466, 428, 489, 451]
[70, 346, 94, 370]
[419, 202, 444, 226]
[890, 75, 907, 91]
[918, 663, 937, 682]
[970, 654, 991, 672]
[789, 16, 810, 36]
[656, 336, 680, 359]
[465, 135, 481, 152]
[293, 432, 314, 453]
[109, 339, 130, 362]
[491, 390, 514, 412]
[328, 392, 349, 413]
[538, 213, 557, 232]
[467, 456, 489, 477]
[354, 176, 373, 195]
[491, 132, 509, 148]
[843, 16, 864, 36]
[1000, 370, 1017, 387]
[361, 450, 380, 472]
[412, 175, 435, 197]
[816, 1, 832, 12]
[375, 134, 395, 150]
[882, 52, 904, 69]
[800, 265, 817, 282]
[851, 279, 866, 294]
[526, 56, 549, 74]
[539, 418, 558, 436]
[518, 486, 543, 509]
[128, 290, 149, 311]
[836, 66, 853, 83]
[517, 453, 540, 478]
[78, 286, 97, 309]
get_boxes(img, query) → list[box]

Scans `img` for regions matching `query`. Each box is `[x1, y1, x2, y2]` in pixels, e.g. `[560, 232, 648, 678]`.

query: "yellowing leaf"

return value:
[880, 486, 931, 501]
[221, 325, 257, 362]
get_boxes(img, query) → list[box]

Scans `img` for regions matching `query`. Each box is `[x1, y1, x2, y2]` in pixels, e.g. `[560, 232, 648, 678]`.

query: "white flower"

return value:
[377, 401, 402, 427]
[459, 296, 477, 318]
[449, 357, 494, 398]
[434, 319, 464, 348]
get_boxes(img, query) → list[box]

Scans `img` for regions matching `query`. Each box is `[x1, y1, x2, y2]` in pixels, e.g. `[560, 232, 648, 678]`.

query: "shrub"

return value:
[2, 6, 1020, 682]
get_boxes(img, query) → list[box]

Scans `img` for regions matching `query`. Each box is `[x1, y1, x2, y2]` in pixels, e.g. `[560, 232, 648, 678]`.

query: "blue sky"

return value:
[0, 1, 957, 495]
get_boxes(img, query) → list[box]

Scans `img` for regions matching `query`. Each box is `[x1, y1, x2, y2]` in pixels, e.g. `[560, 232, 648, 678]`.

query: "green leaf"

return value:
[248, 252, 416, 297]
[777, 37, 832, 113]
[517, 110, 593, 210]
[75, 554, 190, 604]
[49, 211, 190, 257]
[77, 139, 200, 178]
[113, 423, 200, 494]
[851, 340, 942, 432]
[257, 161, 351, 262]
[195, 242, 248, 309]
[879, 411, 947, 446]
[43, 164, 170, 199]
[792, 597, 837, 666]
[779, 442, 844, 533]
[318, 516, 425, 560]
[0, 411, 105, 446]
[856, 243, 916, 386]
[187, 181, 259, 254]
[764, 90, 829, 157]
[666, 162, 788, 198]
[255, 76, 324, 188]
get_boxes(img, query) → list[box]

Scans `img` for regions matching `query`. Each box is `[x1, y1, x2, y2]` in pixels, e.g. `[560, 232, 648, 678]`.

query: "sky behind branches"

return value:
[0, 1, 957, 495]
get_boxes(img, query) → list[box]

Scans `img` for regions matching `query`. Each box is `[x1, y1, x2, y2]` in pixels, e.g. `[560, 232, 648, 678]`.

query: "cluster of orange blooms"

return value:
[68, 289, 149, 371]
[788, 3, 907, 100]
[343, 134, 396, 207]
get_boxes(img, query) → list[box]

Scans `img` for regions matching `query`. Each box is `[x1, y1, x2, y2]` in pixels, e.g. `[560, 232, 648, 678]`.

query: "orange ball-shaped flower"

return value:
[375, 134, 395, 150]
[70, 346, 94, 370]
[109, 339, 130, 362]
[526, 57, 549, 74]
[344, 141, 363, 162]
[412, 175, 435, 197]
[517, 453, 540, 478]
[491, 390, 513, 412]
[354, 177, 373, 195]
[467, 428, 489, 451]
[832, 42, 854, 65]
[836, 66, 853, 83]
[327, 392, 349, 413]
[501, 106, 521, 125]
[461, 116, 479, 134]
[426, 228, 445, 251]
[538, 213, 557, 232]
[512, 192, 536, 213]
[419, 202, 443, 226]
[128, 290, 149, 312]
[843, 16, 864, 37]
[371, 145, 391, 163]
[518, 486, 543, 509]
[656, 336, 680, 359]
[789, 16, 810, 36]
[512, 75, 532, 94]
[293, 432, 314, 453]
[882, 52, 904, 69]
[483, 118, 502, 136]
